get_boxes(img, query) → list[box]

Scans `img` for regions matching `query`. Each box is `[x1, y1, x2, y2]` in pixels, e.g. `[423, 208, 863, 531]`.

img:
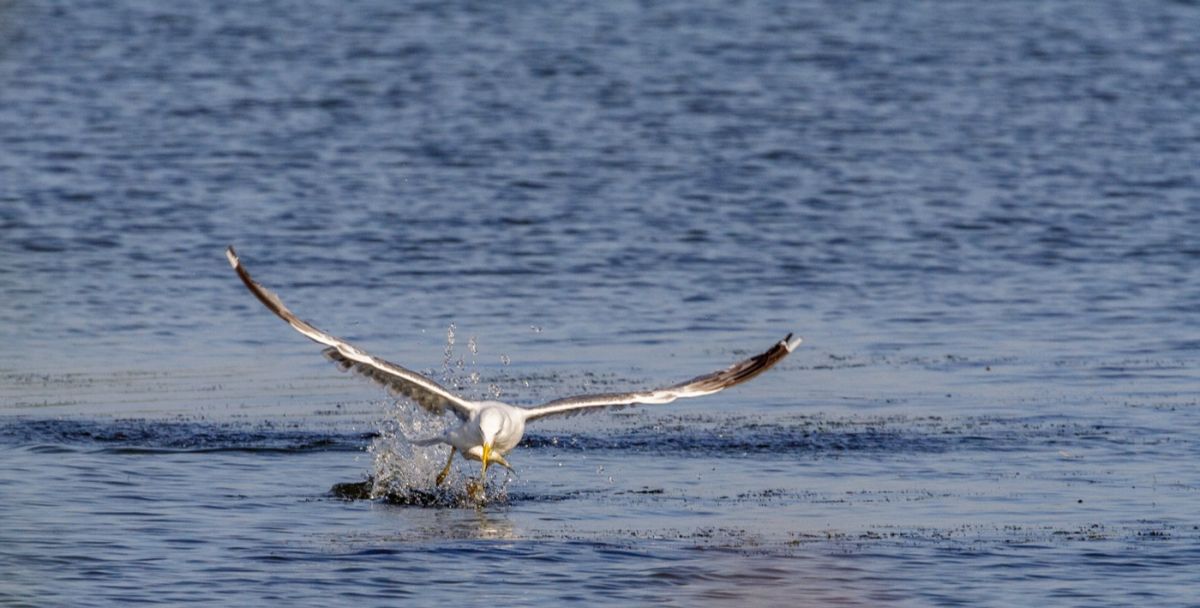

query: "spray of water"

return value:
[365, 323, 515, 506]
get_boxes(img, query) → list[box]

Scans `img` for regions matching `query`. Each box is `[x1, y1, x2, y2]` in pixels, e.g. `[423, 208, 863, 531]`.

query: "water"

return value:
[2, 0, 1199, 604]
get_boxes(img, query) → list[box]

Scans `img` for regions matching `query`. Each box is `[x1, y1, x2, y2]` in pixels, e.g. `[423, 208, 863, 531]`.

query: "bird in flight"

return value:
[226, 246, 801, 492]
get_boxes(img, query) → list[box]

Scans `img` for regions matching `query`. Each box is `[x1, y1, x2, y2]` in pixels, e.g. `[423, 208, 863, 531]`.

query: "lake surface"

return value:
[2, 0, 1199, 605]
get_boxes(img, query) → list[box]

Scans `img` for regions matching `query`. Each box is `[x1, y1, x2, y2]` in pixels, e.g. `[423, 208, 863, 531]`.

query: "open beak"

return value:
[481, 442, 492, 478]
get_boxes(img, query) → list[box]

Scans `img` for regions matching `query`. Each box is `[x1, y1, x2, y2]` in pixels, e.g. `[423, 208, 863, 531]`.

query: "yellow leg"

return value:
[435, 447, 456, 486]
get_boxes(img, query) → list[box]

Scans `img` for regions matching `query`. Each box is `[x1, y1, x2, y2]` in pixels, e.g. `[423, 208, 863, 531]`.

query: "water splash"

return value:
[367, 400, 450, 495]
[364, 324, 513, 506]
[437, 323, 496, 400]
[367, 400, 516, 506]
[441, 323, 466, 391]
[442, 323, 456, 362]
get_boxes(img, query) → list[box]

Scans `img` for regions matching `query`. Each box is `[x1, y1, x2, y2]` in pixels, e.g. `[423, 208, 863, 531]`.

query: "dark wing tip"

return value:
[783, 333, 802, 352]
[226, 246, 291, 320]
[678, 334, 798, 393]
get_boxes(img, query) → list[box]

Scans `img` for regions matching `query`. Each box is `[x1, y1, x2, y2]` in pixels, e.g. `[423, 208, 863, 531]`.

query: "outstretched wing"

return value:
[226, 246, 477, 420]
[522, 334, 802, 422]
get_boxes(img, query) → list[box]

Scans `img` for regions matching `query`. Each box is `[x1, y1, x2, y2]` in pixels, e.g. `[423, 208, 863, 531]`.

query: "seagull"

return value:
[226, 246, 802, 489]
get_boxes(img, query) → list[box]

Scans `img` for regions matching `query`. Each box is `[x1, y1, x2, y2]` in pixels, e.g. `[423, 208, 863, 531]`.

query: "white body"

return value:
[444, 402, 526, 464]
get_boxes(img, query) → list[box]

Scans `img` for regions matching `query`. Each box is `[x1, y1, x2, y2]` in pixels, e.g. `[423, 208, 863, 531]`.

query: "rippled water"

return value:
[3, 0, 1199, 605]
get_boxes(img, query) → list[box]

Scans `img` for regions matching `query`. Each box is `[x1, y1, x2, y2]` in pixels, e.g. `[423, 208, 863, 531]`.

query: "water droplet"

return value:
[530, 325, 542, 333]
[500, 354, 511, 365]
[468, 336, 478, 355]
[443, 323, 457, 363]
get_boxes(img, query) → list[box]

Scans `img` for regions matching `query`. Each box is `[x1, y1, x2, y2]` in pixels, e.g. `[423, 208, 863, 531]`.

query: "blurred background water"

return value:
[1, 0, 1199, 605]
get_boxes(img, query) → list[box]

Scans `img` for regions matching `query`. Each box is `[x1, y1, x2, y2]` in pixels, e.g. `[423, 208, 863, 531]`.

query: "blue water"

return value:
[2, 0, 1200, 605]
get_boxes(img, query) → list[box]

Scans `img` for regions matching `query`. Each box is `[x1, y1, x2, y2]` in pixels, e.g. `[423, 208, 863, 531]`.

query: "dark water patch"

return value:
[331, 475, 607, 508]
[329, 479, 374, 500]
[523, 413, 1167, 457]
[522, 427, 955, 456]
[804, 522, 1200, 550]
[2, 409, 1174, 460]
[328, 478, 476, 508]
[0, 418, 374, 453]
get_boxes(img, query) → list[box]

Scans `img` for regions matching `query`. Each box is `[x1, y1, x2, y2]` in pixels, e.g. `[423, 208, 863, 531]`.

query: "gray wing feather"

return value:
[522, 334, 801, 422]
[226, 246, 477, 420]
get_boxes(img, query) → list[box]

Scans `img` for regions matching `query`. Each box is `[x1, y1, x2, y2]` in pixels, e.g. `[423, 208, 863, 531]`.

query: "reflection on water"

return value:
[395, 506, 520, 542]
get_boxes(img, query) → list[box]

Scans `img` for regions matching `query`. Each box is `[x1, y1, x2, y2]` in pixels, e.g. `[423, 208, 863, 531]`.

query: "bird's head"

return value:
[479, 409, 504, 476]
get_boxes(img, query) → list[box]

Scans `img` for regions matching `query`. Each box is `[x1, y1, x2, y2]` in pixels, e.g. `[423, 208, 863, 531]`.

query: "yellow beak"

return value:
[481, 443, 492, 477]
